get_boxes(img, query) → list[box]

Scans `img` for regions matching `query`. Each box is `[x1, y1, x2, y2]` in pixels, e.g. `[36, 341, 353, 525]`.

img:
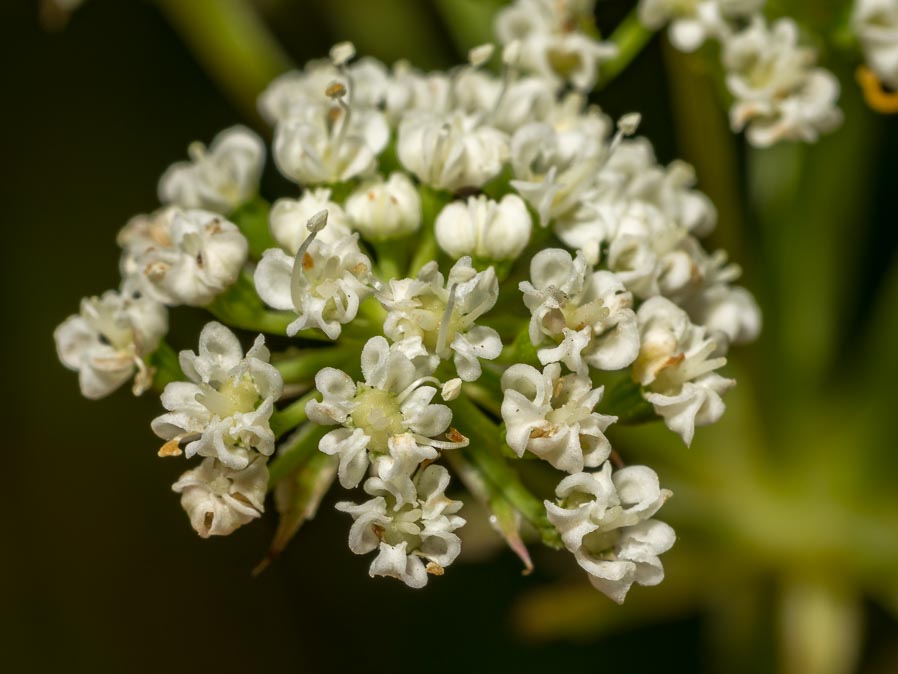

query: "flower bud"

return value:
[345, 172, 421, 242]
[435, 194, 531, 262]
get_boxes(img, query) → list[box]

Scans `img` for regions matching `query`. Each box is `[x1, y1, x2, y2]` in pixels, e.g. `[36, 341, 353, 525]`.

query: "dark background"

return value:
[2, 1, 896, 672]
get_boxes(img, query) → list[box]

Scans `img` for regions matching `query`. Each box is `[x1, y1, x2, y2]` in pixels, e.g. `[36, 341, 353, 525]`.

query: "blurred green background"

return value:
[3, 1, 897, 672]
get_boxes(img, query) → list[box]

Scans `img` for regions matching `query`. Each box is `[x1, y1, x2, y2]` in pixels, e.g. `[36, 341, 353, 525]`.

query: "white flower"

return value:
[634, 297, 734, 445]
[158, 126, 265, 214]
[397, 110, 508, 192]
[259, 57, 390, 124]
[494, 0, 617, 90]
[130, 209, 248, 307]
[172, 455, 268, 538]
[306, 336, 466, 502]
[273, 102, 388, 184]
[383, 61, 452, 124]
[723, 17, 842, 147]
[452, 69, 558, 133]
[510, 114, 610, 226]
[520, 248, 640, 374]
[336, 464, 465, 588]
[501, 363, 616, 473]
[269, 189, 352, 255]
[380, 257, 503, 381]
[638, 0, 764, 52]
[117, 207, 178, 285]
[545, 462, 675, 603]
[435, 194, 532, 262]
[854, 0, 898, 90]
[254, 210, 373, 339]
[685, 283, 762, 348]
[55, 285, 168, 399]
[151, 322, 283, 470]
[345, 172, 422, 242]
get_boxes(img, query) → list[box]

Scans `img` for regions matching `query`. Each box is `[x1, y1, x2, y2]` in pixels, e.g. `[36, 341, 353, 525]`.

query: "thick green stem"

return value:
[268, 423, 329, 487]
[596, 11, 655, 90]
[409, 185, 450, 276]
[273, 347, 353, 383]
[229, 196, 277, 259]
[156, 0, 292, 121]
[270, 390, 320, 439]
[450, 395, 561, 548]
[150, 340, 183, 391]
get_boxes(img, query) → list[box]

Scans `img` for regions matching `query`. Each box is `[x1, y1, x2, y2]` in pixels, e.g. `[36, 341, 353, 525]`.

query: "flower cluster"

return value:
[56, 1, 766, 602]
[853, 0, 898, 91]
[634, 0, 843, 146]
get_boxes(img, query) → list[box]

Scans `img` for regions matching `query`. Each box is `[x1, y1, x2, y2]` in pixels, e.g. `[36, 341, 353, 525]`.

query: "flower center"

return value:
[197, 373, 260, 418]
[351, 386, 406, 452]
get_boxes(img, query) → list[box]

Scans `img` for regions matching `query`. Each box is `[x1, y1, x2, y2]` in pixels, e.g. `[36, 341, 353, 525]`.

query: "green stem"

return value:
[270, 390, 320, 439]
[596, 11, 655, 90]
[409, 185, 450, 276]
[268, 423, 329, 487]
[372, 238, 410, 282]
[450, 396, 562, 548]
[273, 347, 353, 383]
[229, 196, 277, 259]
[156, 0, 292, 122]
[207, 272, 333, 340]
[150, 340, 183, 391]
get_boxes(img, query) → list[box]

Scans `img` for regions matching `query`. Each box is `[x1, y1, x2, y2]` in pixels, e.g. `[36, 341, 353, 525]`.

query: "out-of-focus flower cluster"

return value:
[638, 0, 844, 145]
[56, 0, 771, 603]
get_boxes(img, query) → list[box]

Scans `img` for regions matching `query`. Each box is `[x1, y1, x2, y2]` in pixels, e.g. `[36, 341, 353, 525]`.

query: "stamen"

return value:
[325, 79, 353, 144]
[468, 43, 494, 68]
[329, 41, 356, 67]
[487, 40, 521, 123]
[187, 141, 207, 162]
[396, 376, 442, 404]
[291, 210, 329, 308]
[608, 113, 641, 155]
[436, 283, 459, 357]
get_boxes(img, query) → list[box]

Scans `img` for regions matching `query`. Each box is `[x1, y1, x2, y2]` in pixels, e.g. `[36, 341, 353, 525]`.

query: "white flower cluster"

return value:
[153, 322, 283, 538]
[636, 0, 843, 146]
[853, 0, 898, 90]
[57, 4, 763, 600]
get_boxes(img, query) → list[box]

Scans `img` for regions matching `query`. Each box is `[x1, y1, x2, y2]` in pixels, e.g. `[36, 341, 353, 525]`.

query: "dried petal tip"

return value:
[330, 41, 356, 66]
[325, 80, 347, 99]
[618, 113, 642, 136]
[468, 43, 495, 68]
[158, 438, 183, 458]
[425, 562, 445, 576]
[306, 209, 329, 233]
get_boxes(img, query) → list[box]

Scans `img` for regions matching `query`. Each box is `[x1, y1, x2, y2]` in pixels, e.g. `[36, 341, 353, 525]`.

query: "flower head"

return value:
[151, 322, 283, 469]
[380, 257, 502, 381]
[55, 284, 168, 399]
[545, 462, 675, 603]
[172, 455, 268, 538]
[158, 126, 265, 214]
[254, 210, 373, 339]
[634, 297, 734, 445]
[307, 336, 466, 503]
[502, 362, 616, 473]
[123, 209, 248, 307]
[337, 464, 465, 588]
[520, 248, 640, 374]
[723, 17, 842, 147]
[345, 172, 422, 242]
[435, 194, 532, 262]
